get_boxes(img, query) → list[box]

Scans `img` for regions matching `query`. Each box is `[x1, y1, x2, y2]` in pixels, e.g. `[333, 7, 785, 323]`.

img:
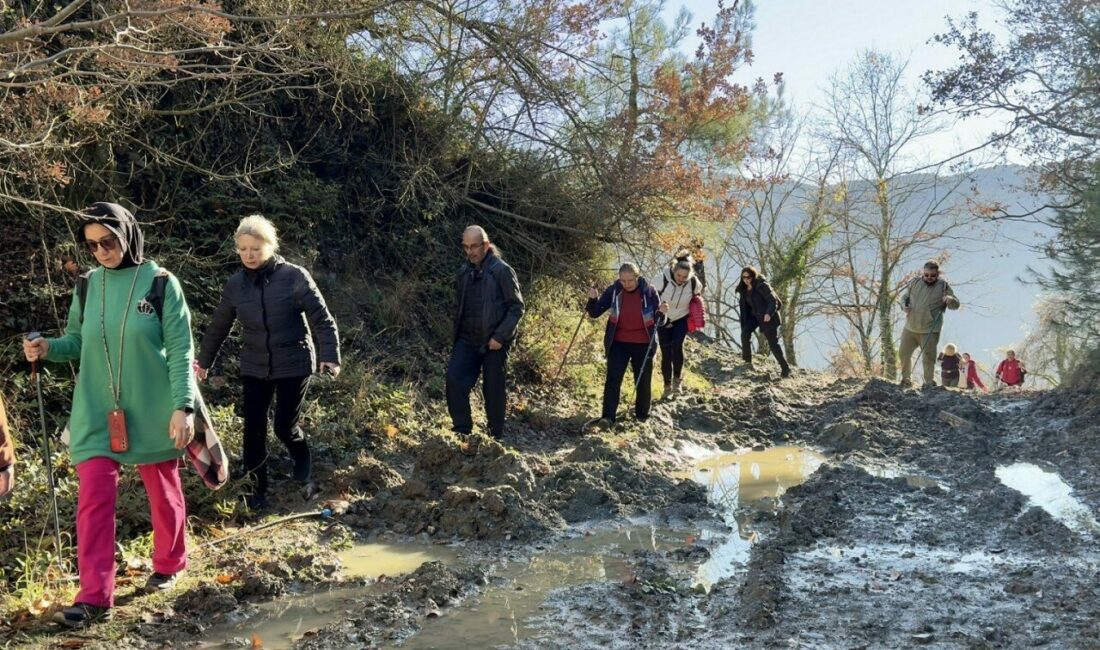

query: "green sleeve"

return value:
[45, 290, 84, 362]
[161, 273, 196, 412]
[944, 283, 960, 310]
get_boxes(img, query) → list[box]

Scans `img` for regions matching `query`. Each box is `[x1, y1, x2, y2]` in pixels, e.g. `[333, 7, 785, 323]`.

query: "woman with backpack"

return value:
[22, 203, 197, 628]
[653, 257, 702, 399]
[736, 266, 791, 378]
[196, 215, 340, 511]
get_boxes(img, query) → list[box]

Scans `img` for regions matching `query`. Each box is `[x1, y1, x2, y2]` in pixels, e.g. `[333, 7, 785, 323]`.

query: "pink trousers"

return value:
[74, 457, 188, 608]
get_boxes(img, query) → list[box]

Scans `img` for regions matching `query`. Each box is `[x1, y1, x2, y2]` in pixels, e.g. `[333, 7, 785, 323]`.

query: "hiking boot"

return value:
[661, 384, 674, 401]
[899, 377, 913, 388]
[672, 376, 683, 394]
[245, 493, 269, 512]
[921, 381, 937, 389]
[143, 572, 178, 595]
[780, 365, 791, 379]
[53, 603, 111, 629]
[292, 452, 312, 483]
[300, 480, 318, 500]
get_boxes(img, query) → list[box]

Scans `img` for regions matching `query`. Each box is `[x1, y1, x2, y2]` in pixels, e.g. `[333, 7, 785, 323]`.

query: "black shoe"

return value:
[143, 571, 178, 595]
[781, 366, 791, 378]
[53, 603, 111, 629]
[245, 493, 269, 512]
[292, 452, 312, 483]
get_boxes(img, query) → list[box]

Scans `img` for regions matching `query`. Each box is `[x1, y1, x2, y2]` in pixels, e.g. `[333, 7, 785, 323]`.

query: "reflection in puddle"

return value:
[394, 527, 656, 650]
[865, 465, 945, 491]
[996, 463, 1100, 534]
[341, 543, 461, 580]
[203, 588, 367, 650]
[682, 446, 825, 589]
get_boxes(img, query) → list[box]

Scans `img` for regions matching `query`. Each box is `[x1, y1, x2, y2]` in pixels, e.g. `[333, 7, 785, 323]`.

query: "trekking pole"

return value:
[553, 302, 589, 383]
[632, 316, 663, 397]
[26, 332, 65, 572]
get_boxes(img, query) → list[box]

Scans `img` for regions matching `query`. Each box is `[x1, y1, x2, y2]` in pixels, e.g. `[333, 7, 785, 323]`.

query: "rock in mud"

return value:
[819, 419, 866, 453]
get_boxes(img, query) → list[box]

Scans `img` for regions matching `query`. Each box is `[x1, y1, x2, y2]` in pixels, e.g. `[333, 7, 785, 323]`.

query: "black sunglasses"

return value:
[85, 236, 120, 254]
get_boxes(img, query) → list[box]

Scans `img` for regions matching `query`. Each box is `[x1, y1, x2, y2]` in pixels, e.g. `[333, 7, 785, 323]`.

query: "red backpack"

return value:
[687, 294, 706, 333]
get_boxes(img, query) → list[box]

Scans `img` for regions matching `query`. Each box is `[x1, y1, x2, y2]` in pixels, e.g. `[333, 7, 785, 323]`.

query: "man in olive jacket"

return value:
[446, 225, 525, 440]
[899, 260, 960, 387]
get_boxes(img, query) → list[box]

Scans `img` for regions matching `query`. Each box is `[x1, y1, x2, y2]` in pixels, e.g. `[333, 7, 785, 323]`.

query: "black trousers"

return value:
[602, 341, 654, 421]
[658, 317, 689, 384]
[242, 375, 311, 497]
[741, 317, 789, 369]
[446, 339, 509, 438]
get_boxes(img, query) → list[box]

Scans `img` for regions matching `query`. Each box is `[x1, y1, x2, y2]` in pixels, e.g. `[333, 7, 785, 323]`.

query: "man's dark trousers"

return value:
[446, 339, 509, 438]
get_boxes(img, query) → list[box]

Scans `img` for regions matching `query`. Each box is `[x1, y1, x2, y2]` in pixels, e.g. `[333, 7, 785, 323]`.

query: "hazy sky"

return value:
[662, 0, 1016, 163]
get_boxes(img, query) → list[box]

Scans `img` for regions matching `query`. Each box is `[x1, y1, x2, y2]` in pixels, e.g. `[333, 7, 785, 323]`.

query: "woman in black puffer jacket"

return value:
[197, 215, 340, 509]
[735, 265, 791, 378]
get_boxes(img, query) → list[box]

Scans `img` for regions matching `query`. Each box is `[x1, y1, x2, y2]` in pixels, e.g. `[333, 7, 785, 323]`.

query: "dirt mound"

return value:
[414, 435, 537, 495]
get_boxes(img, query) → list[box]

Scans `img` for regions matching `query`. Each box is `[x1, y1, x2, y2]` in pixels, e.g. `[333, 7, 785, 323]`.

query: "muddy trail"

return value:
[10, 348, 1100, 649]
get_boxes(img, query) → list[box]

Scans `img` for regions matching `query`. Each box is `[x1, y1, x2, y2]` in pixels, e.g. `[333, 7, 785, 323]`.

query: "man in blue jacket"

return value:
[447, 226, 525, 440]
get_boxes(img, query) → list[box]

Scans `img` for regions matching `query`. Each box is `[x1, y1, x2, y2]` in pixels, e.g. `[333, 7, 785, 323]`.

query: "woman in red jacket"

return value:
[961, 352, 986, 392]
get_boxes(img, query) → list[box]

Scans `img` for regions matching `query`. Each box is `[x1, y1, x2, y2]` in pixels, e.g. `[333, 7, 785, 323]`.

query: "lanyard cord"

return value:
[100, 265, 141, 409]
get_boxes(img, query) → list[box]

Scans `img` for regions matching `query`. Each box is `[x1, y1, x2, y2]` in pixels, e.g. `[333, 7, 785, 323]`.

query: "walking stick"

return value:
[26, 332, 65, 570]
[552, 309, 587, 383]
[631, 316, 663, 398]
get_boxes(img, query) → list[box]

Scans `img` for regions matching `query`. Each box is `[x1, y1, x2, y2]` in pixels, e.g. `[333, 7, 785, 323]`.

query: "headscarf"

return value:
[78, 202, 144, 269]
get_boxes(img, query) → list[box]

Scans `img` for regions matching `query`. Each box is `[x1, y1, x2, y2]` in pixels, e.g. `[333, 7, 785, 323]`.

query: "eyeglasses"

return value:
[85, 236, 120, 254]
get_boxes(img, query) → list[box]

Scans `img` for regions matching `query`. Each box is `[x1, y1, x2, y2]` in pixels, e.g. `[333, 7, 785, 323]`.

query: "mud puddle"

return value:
[201, 447, 827, 649]
[996, 462, 1100, 534]
[392, 524, 692, 649]
[201, 542, 460, 649]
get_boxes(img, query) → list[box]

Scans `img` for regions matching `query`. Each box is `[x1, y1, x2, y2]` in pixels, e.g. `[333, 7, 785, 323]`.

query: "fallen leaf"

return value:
[384, 424, 399, 439]
[215, 574, 236, 585]
[28, 597, 52, 616]
[251, 632, 264, 649]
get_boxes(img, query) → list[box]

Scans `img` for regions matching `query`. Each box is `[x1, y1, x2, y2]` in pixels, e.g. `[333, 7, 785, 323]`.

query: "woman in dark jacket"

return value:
[197, 215, 340, 509]
[736, 266, 791, 378]
[586, 263, 667, 425]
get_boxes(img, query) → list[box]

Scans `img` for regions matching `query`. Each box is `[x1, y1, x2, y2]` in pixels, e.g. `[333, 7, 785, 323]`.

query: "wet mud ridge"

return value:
[59, 351, 1100, 649]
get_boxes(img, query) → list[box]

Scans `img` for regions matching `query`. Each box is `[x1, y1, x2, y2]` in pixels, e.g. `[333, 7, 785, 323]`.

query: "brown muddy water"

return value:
[201, 446, 826, 649]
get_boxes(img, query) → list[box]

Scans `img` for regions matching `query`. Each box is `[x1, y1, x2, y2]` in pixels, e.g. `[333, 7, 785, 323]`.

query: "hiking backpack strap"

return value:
[76, 268, 170, 324]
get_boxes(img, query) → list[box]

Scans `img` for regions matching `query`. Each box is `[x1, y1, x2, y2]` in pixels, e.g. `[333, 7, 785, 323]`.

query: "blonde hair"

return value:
[943, 343, 957, 355]
[236, 214, 279, 255]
